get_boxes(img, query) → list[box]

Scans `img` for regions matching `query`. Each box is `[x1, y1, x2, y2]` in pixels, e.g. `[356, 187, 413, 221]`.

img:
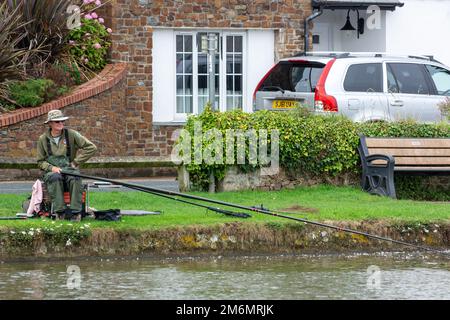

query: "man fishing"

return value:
[37, 110, 97, 220]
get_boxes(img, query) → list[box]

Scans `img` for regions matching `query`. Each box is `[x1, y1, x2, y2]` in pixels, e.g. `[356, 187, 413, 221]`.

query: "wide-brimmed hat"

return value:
[45, 110, 69, 124]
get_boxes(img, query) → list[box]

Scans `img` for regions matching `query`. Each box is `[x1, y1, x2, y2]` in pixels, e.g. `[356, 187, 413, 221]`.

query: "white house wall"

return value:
[313, 9, 387, 52]
[153, 29, 176, 123]
[152, 29, 274, 123]
[246, 30, 275, 112]
[386, 0, 450, 67]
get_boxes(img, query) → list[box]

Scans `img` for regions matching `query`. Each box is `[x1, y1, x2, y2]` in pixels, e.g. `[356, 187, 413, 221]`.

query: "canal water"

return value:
[0, 252, 449, 300]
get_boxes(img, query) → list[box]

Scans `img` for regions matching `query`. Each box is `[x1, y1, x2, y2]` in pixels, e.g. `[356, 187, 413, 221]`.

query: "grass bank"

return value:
[0, 185, 448, 260]
[0, 185, 449, 229]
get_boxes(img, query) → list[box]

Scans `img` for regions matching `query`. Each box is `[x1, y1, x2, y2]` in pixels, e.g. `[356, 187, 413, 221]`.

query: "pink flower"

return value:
[98, 17, 104, 24]
[84, 58, 89, 64]
[107, 28, 112, 33]
[91, 12, 98, 19]
[93, 43, 102, 49]
[95, 0, 102, 6]
[84, 13, 92, 20]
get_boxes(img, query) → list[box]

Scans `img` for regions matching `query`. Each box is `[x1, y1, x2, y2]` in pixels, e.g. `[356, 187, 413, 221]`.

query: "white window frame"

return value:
[222, 31, 247, 112]
[173, 30, 247, 121]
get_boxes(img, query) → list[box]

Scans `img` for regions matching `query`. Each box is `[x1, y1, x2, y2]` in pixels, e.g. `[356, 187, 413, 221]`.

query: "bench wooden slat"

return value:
[371, 157, 450, 166]
[368, 148, 450, 157]
[395, 157, 450, 165]
[394, 166, 450, 172]
[366, 138, 450, 149]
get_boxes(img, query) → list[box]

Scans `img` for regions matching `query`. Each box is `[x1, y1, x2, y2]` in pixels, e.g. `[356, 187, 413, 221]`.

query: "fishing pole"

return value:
[124, 184, 251, 218]
[62, 171, 450, 256]
[0, 217, 27, 220]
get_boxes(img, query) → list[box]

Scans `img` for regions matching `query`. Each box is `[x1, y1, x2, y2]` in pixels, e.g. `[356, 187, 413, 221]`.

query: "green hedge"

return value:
[179, 107, 449, 200]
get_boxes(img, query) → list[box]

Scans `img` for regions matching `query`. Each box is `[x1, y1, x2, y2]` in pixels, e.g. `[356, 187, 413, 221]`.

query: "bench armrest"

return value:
[365, 154, 395, 167]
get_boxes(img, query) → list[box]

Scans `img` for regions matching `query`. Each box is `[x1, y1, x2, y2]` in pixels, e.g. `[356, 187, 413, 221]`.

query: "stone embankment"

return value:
[1, 221, 449, 261]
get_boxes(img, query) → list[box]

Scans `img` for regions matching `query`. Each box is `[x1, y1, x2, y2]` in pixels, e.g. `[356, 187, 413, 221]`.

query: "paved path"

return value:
[0, 177, 179, 194]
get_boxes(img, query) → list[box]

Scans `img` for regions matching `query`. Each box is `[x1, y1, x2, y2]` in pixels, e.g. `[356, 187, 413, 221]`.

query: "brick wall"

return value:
[0, 63, 179, 180]
[108, 0, 311, 154]
[0, 64, 128, 158]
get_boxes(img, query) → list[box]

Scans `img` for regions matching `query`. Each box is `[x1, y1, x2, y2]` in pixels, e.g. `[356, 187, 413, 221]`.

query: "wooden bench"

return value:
[358, 135, 450, 198]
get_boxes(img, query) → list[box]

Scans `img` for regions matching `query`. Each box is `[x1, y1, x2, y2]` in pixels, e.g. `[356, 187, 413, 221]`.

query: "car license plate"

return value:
[272, 100, 299, 109]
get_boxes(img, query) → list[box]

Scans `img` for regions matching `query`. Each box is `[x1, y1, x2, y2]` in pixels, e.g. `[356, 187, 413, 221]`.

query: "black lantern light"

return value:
[341, 9, 356, 31]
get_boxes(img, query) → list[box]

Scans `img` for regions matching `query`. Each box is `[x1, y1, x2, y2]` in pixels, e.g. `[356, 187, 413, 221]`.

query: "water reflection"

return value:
[0, 252, 449, 300]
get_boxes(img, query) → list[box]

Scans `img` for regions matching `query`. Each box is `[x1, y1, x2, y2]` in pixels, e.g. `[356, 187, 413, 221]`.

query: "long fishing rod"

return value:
[124, 184, 251, 218]
[62, 171, 450, 256]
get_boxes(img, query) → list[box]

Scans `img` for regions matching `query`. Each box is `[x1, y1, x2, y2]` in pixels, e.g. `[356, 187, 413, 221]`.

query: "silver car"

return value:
[253, 52, 450, 123]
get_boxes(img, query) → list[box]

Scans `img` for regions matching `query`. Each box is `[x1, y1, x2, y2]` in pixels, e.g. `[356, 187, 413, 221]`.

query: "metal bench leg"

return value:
[362, 166, 396, 199]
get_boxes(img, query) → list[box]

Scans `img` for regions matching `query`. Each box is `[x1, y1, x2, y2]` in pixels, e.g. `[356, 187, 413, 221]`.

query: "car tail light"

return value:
[314, 59, 338, 112]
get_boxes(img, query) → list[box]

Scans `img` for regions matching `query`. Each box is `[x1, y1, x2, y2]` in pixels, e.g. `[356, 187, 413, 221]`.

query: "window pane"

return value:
[198, 54, 207, 74]
[184, 76, 192, 95]
[185, 96, 193, 113]
[344, 63, 383, 93]
[234, 76, 242, 94]
[261, 62, 322, 92]
[235, 55, 242, 74]
[226, 55, 233, 74]
[290, 66, 323, 93]
[176, 54, 183, 73]
[227, 97, 234, 110]
[198, 75, 208, 95]
[176, 36, 183, 52]
[215, 54, 220, 74]
[227, 36, 233, 53]
[234, 36, 242, 52]
[235, 96, 243, 109]
[292, 66, 310, 92]
[388, 63, 430, 95]
[387, 65, 399, 93]
[176, 75, 184, 95]
[198, 96, 208, 113]
[426, 65, 450, 96]
[215, 75, 219, 94]
[176, 96, 184, 113]
[184, 54, 192, 73]
[227, 75, 233, 93]
[310, 67, 322, 91]
[184, 36, 192, 52]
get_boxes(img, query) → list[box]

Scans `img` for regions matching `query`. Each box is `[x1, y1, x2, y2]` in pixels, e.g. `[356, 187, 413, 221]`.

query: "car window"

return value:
[343, 63, 383, 93]
[425, 65, 450, 96]
[387, 63, 430, 95]
[260, 62, 324, 93]
[292, 66, 323, 92]
[387, 65, 399, 93]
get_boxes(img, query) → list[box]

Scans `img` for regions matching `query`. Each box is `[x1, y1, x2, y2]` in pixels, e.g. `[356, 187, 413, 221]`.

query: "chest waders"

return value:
[43, 129, 83, 215]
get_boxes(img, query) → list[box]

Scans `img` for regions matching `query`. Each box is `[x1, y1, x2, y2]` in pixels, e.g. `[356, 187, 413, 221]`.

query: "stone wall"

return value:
[219, 167, 359, 192]
[179, 166, 449, 200]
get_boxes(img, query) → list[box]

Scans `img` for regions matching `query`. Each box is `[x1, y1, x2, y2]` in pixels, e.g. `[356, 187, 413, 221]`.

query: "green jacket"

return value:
[37, 128, 97, 172]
